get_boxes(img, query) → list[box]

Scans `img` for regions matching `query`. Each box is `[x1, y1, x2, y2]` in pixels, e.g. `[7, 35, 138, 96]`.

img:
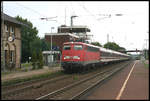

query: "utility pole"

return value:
[1, 1, 5, 71]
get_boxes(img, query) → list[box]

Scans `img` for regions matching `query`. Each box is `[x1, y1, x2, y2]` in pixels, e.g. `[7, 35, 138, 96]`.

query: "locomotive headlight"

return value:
[64, 56, 70, 59]
[73, 56, 80, 59]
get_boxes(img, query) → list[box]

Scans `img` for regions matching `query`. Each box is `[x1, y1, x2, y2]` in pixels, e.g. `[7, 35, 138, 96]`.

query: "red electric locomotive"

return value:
[61, 42, 130, 73]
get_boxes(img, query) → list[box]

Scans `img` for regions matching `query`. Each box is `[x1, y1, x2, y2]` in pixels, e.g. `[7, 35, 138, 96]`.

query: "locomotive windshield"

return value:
[63, 45, 71, 50]
[74, 45, 83, 50]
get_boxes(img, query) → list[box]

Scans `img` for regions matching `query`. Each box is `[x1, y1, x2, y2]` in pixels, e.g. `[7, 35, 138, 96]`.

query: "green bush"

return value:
[31, 51, 44, 70]
[32, 62, 37, 70]
[37, 52, 44, 69]
[31, 51, 37, 69]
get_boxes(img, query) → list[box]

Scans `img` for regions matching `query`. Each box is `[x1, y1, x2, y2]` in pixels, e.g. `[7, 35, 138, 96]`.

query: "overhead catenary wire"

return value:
[80, 3, 112, 22]
[14, 3, 63, 25]
[15, 3, 47, 18]
[79, 3, 97, 20]
[14, 2, 112, 22]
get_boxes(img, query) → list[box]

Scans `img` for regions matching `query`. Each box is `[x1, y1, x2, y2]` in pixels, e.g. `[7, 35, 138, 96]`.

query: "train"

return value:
[61, 42, 130, 73]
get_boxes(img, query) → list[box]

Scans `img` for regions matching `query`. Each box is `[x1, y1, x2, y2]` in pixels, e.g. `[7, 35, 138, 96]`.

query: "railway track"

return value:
[2, 75, 71, 98]
[71, 61, 131, 100]
[2, 61, 131, 100]
[36, 61, 131, 100]
[2, 67, 103, 99]
[2, 71, 64, 90]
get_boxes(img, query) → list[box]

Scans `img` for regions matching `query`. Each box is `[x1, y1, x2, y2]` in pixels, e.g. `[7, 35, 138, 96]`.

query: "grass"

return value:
[1, 62, 32, 76]
[21, 62, 32, 71]
[142, 60, 149, 68]
[72, 76, 78, 80]
[1, 71, 12, 76]
[144, 63, 149, 68]
[2, 70, 64, 86]
[21, 62, 32, 67]
[1, 68, 22, 76]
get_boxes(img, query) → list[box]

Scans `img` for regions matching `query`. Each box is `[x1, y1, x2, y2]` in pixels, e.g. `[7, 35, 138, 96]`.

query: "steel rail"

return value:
[2, 73, 61, 89]
[2, 75, 70, 97]
[2, 71, 64, 89]
[35, 61, 131, 100]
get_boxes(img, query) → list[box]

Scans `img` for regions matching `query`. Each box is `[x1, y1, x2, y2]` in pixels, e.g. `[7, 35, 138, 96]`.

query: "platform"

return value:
[86, 60, 149, 100]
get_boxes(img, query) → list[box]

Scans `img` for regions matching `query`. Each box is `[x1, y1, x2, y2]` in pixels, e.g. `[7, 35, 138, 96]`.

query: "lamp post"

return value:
[71, 15, 78, 26]
[40, 18, 57, 66]
[51, 27, 54, 51]
[40, 17, 57, 51]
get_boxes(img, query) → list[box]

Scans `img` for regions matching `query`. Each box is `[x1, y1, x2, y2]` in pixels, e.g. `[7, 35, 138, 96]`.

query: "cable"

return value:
[78, 2, 112, 22]
[79, 3, 97, 20]
[15, 2, 110, 21]
[15, 3, 64, 25]
[15, 3, 47, 18]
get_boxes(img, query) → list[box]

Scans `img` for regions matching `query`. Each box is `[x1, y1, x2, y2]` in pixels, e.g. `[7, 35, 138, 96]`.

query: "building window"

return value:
[10, 26, 14, 33]
[5, 50, 8, 63]
[10, 26, 15, 36]
[10, 50, 14, 62]
[5, 25, 9, 32]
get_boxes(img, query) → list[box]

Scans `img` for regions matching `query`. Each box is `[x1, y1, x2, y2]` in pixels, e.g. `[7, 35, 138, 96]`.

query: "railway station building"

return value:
[1, 13, 24, 70]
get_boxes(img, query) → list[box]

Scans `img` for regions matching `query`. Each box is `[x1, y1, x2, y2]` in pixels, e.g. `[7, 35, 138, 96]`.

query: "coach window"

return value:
[74, 45, 83, 50]
[63, 45, 71, 50]
[101, 51, 104, 56]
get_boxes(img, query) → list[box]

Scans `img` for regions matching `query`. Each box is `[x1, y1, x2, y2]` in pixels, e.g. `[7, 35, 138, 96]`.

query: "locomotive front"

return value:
[61, 42, 85, 72]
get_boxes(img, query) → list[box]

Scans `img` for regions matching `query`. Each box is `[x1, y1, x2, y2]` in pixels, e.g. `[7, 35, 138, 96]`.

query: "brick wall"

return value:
[45, 35, 78, 51]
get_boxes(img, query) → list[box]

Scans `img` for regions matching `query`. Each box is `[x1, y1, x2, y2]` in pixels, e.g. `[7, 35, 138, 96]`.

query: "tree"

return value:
[30, 37, 42, 54]
[40, 38, 51, 51]
[118, 47, 127, 53]
[104, 42, 126, 52]
[30, 37, 54, 53]
[91, 42, 102, 47]
[15, 16, 38, 63]
[104, 42, 120, 51]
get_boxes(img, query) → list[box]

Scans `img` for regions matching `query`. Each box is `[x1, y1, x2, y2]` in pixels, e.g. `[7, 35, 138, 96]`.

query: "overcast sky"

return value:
[3, 1, 149, 53]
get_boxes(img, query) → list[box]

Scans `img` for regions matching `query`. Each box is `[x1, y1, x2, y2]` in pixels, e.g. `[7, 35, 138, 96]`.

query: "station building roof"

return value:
[58, 25, 91, 33]
[1, 13, 28, 27]
[45, 33, 79, 38]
